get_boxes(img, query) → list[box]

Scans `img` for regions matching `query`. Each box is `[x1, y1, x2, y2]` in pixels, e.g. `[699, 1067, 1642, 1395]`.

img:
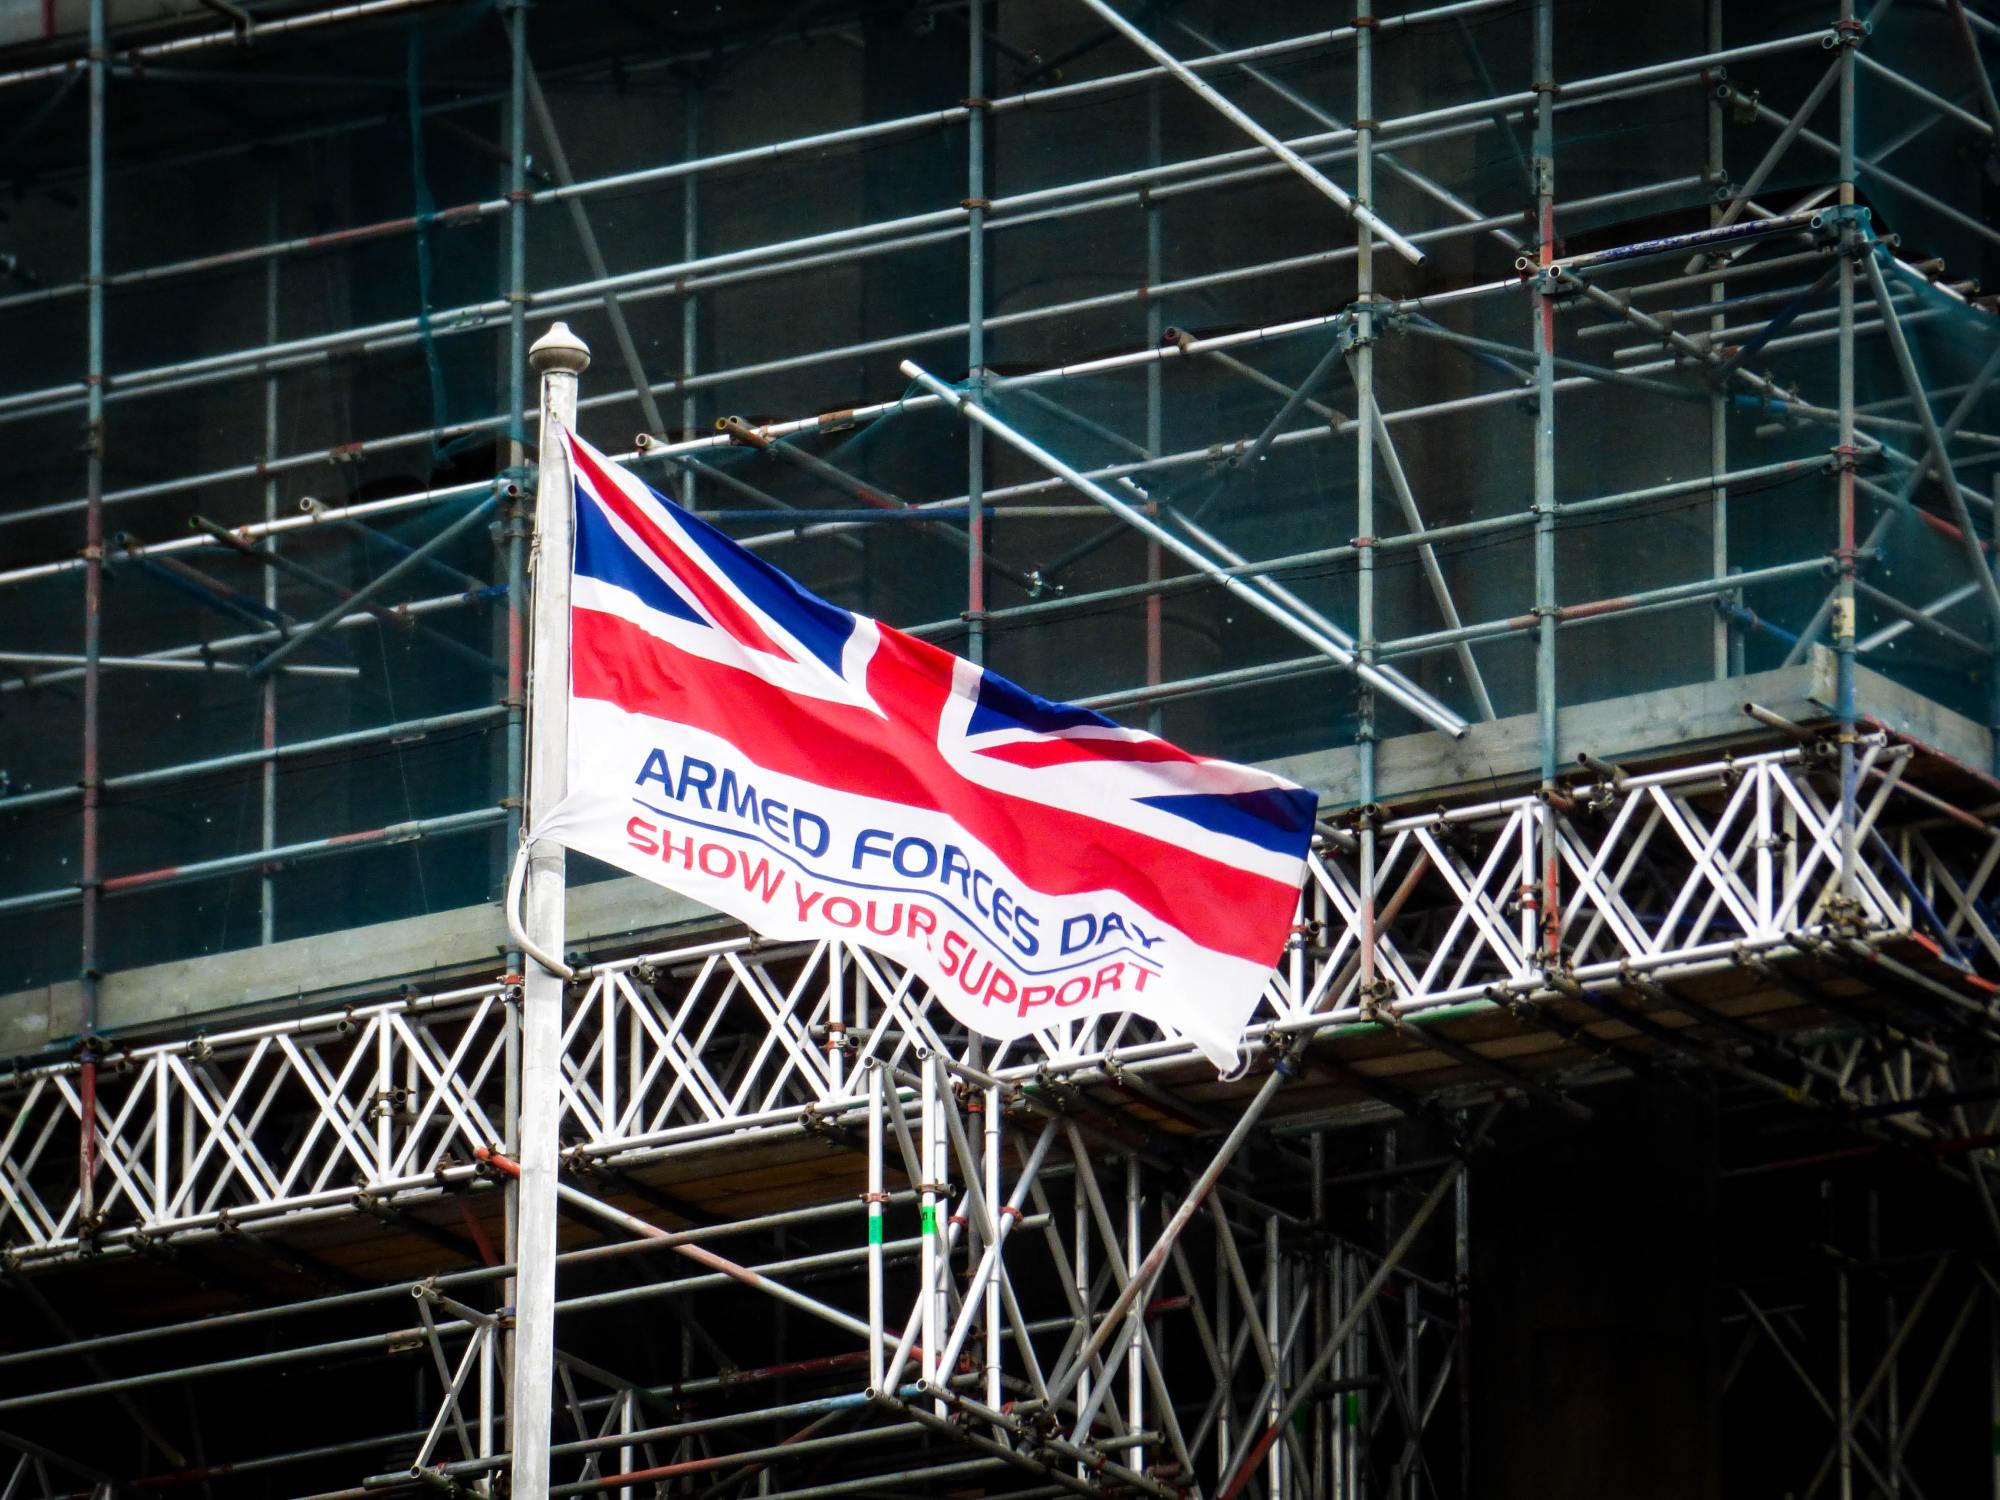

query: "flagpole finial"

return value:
[530, 321, 591, 375]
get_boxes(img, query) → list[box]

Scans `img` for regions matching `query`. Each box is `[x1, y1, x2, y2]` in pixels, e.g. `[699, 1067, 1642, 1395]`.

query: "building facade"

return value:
[3, 1, 2000, 1495]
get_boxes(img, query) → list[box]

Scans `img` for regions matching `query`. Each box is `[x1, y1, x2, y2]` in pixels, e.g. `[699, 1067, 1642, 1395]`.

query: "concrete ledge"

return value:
[1270, 646, 1992, 809]
[2, 875, 722, 1062]
[5, 648, 1990, 1059]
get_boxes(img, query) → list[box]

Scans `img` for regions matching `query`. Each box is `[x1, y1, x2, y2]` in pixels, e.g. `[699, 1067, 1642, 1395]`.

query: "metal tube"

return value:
[1406, 315, 1699, 401]
[1837, 0, 1860, 910]
[901, 360, 1470, 737]
[250, 492, 503, 678]
[1574, 266, 1840, 339]
[1545, 208, 1821, 274]
[0, 587, 498, 701]
[972, 455, 1821, 637]
[543, 1424, 925, 1499]
[0, 1190, 917, 1376]
[0, 807, 508, 918]
[1175, 13, 1523, 257]
[510, 323, 590, 1500]
[1720, 82, 2000, 251]
[1032, 0, 1412, 262]
[1851, 580, 1987, 656]
[76, 0, 107, 1243]
[0, 652, 357, 679]
[1947, 0, 2000, 141]
[1861, 250, 2000, 635]
[1237, 333, 1350, 469]
[1855, 50, 1994, 140]
[1217, 1154, 1477, 1500]
[966, 0, 988, 669]
[1787, 340, 2000, 662]
[866, 1061, 886, 1392]
[0, 4, 1518, 313]
[1707, 2, 1735, 684]
[500, 22, 532, 1459]
[187, 516, 502, 677]
[1128, 1159, 1146, 1478]
[982, 1074, 1003, 1416]
[0, 169, 1712, 571]
[260, 199, 282, 948]
[1839, 1265, 1855, 1500]
[479, 1150, 886, 1346]
[1531, 0, 1559, 978]
[1045, 1065, 1293, 1406]
[0, 58, 1733, 436]
[1364, 390, 1498, 719]
[525, 62, 666, 439]
[930, 1124, 1057, 1384]
[0, 0, 456, 92]
[1376, 556, 1838, 659]
[4, 422, 1817, 715]
[1163, 508, 1467, 734]
[1702, 58, 1843, 253]
[1356, 0, 1383, 1044]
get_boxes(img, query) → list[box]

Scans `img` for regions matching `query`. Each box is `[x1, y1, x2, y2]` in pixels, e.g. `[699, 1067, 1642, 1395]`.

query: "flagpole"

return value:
[512, 319, 590, 1500]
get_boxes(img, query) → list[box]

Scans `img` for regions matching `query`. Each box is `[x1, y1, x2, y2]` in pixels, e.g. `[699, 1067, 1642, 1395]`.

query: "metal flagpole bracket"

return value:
[505, 838, 574, 980]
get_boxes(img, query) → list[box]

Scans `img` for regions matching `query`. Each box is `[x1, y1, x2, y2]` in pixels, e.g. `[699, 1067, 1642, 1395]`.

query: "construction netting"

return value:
[1, 0, 1997, 998]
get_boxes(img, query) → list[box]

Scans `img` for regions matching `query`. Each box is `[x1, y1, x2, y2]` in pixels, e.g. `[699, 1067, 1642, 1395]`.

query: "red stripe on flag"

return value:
[567, 437, 790, 660]
[974, 738, 1201, 770]
[569, 606, 1297, 968]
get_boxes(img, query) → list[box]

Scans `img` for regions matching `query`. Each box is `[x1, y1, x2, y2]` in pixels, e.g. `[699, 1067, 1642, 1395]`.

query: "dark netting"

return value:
[3, 0, 1999, 1000]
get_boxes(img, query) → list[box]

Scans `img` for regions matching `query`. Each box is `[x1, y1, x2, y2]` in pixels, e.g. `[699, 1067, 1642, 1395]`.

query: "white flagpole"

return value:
[512, 320, 590, 1500]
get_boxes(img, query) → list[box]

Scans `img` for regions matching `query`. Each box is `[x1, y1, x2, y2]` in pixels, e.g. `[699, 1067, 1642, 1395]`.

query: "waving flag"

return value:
[530, 427, 1316, 1071]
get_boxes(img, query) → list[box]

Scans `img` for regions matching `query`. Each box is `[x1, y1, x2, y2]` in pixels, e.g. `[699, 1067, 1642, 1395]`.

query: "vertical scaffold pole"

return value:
[1838, 1264, 1855, 1500]
[1145, 71, 1164, 734]
[1311, 1134, 1329, 1500]
[1128, 1158, 1146, 1479]
[931, 1058, 952, 1417]
[1077, 1166, 1094, 1483]
[1992, 475, 2000, 781]
[966, 0, 988, 669]
[260, 195, 280, 947]
[1989, 1286, 2000, 1500]
[1264, 1210, 1281, 1499]
[512, 320, 590, 1500]
[867, 1060, 886, 1394]
[501, 10, 533, 1467]
[77, 0, 107, 1237]
[984, 1076, 1003, 1413]
[919, 1051, 941, 1400]
[1835, 0, 1861, 904]
[1532, 0, 1560, 963]
[1708, 0, 1732, 681]
[681, 94, 699, 507]
[1355, 0, 1380, 1012]
[502, 0, 530, 852]
[1455, 1149, 1472, 1500]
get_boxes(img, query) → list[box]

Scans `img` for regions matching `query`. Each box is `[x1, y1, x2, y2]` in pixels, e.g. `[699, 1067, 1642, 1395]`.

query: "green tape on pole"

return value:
[867, 1214, 884, 1244]
[920, 1204, 938, 1235]
[1991, 1422, 2000, 1457]
[1344, 1393, 1360, 1428]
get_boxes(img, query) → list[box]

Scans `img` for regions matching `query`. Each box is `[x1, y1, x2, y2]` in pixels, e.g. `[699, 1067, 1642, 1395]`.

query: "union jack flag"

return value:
[532, 426, 1315, 1070]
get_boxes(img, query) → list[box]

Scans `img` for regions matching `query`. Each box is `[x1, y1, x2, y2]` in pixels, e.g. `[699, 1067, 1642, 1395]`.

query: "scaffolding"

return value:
[5, 0, 2000, 1495]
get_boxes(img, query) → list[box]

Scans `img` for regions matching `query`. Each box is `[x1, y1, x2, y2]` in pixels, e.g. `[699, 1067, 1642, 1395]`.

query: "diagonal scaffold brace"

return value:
[900, 358, 1471, 739]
